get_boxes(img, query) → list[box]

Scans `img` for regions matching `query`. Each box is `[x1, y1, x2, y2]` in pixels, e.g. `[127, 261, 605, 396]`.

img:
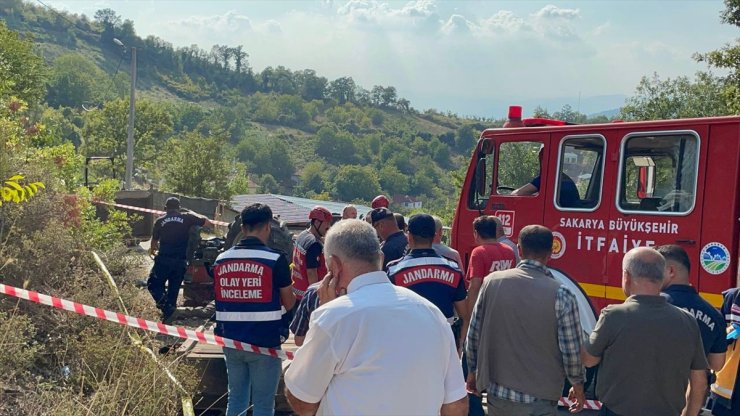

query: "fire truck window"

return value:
[468, 147, 494, 209]
[556, 137, 604, 210]
[619, 134, 698, 214]
[497, 141, 542, 195]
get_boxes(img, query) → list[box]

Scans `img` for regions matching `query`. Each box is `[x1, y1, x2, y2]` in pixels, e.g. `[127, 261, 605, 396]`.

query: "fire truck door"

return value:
[605, 128, 707, 296]
[487, 135, 550, 240]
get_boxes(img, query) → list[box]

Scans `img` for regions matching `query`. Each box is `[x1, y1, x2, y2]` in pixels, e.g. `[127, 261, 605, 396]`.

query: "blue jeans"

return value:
[223, 347, 282, 416]
[461, 350, 485, 416]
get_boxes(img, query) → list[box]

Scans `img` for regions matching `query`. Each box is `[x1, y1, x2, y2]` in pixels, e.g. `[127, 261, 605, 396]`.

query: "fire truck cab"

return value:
[452, 109, 740, 316]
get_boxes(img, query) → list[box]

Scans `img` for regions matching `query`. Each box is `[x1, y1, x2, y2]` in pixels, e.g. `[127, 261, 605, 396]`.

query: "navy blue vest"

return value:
[213, 240, 286, 348]
[387, 249, 466, 318]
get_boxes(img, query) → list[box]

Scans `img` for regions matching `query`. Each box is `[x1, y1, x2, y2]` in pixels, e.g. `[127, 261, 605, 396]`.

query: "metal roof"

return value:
[229, 194, 373, 225]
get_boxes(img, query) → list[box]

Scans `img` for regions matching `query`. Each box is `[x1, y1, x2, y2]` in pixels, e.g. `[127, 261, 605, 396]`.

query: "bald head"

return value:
[623, 247, 666, 284]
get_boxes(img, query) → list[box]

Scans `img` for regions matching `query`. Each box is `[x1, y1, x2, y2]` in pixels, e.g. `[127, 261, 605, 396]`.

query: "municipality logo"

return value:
[700, 242, 730, 275]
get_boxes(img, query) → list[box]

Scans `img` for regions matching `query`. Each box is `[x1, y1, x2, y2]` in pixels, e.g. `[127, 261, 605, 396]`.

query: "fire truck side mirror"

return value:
[475, 157, 487, 196]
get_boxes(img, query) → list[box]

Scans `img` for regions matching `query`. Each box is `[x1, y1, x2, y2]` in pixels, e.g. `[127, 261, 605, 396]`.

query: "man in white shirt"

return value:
[284, 219, 468, 416]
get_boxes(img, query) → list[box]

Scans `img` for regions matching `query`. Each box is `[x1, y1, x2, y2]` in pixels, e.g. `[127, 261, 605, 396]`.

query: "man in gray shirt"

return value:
[581, 247, 708, 416]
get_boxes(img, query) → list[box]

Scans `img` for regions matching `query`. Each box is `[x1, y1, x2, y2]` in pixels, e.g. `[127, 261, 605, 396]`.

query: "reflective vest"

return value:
[387, 250, 464, 318]
[213, 244, 284, 348]
[712, 327, 740, 400]
[291, 230, 327, 299]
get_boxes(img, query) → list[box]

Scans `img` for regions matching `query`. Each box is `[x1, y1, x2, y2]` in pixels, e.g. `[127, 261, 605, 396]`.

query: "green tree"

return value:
[379, 165, 409, 196]
[82, 98, 174, 176]
[327, 77, 356, 104]
[620, 72, 730, 120]
[160, 131, 230, 199]
[258, 174, 279, 193]
[314, 126, 357, 164]
[334, 165, 381, 202]
[245, 138, 295, 186]
[694, 0, 740, 113]
[46, 54, 107, 108]
[300, 161, 326, 193]
[553, 104, 587, 123]
[0, 21, 47, 104]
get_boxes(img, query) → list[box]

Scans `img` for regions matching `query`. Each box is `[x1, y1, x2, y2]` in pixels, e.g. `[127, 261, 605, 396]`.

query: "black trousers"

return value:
[147, 256, 186, 312]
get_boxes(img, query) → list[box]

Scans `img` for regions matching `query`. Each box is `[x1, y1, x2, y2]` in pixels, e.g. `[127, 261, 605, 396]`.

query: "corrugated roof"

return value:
[229, 194, 373, 225]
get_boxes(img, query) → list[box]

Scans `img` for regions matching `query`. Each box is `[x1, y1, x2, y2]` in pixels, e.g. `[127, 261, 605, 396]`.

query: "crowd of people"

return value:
[145, 195, 740, 416]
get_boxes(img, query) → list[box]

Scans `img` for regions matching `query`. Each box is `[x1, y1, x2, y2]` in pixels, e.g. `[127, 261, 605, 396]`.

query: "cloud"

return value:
[534, 5, 580, 20]
[336, 0, 440, 32]
[440, 14, 475, 35]
[479, 10, 529, 35]
[177, 10, 253, 33]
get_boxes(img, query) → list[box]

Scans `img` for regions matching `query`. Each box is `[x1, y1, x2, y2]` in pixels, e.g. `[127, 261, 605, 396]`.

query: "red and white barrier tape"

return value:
[558, 397, 602, 410]
[95, 201, 231, 227]
[0, 283, 293, 360]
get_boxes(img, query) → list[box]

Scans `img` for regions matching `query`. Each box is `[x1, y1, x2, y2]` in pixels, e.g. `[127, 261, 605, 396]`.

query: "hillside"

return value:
[0, 1, 495, 217]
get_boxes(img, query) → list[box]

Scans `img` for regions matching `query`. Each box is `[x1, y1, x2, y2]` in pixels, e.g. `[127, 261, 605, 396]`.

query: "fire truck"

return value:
[452, 106, 740, 323]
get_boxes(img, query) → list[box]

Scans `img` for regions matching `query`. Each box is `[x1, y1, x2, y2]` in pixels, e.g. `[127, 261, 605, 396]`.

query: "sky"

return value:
[41, 0, 738, 117]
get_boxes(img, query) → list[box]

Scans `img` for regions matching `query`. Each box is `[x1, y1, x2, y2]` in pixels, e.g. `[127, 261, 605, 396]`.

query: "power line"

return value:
[34, 0, 82, 30]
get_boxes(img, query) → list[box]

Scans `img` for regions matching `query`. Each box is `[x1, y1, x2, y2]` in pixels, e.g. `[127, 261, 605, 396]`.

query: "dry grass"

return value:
[0, 183, 200, 416]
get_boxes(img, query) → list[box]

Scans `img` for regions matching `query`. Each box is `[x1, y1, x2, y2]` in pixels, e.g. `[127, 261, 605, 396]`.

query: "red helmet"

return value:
[371, 195, 390, 209]
[309, 206, 332, 223]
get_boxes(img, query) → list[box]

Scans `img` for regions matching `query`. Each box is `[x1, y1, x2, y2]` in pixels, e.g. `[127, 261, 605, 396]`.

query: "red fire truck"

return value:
[452, 107, 740, 322]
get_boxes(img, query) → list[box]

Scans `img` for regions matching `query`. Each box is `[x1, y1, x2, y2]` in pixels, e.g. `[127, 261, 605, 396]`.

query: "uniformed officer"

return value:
[147, 197, 212, 322]
[387, 213, 466, 347]
[291, 206, 332, 300]
[212, 203, 296, 416]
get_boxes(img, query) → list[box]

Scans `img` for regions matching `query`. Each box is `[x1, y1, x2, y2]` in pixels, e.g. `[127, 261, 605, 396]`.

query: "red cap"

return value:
[508, 105, 522, 120]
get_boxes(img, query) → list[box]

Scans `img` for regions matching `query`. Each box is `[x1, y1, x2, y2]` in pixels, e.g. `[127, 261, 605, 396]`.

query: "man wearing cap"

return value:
[291, 206, 332, 300]
[212, 203, 296, 416]
[387, 214, 467, 349]
[147, 197, 213, 322]
[370, 207, 408, 270]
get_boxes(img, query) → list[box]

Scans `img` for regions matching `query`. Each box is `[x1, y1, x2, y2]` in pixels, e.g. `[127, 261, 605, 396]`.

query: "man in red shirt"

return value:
[466, 216, 517, 305]
[462, 215, 517, 416]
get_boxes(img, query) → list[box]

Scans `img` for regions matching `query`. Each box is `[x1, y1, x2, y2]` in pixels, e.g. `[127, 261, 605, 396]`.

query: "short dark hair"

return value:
[394, 213, 406, 231]
[241, 203, 272, 232]
[519, 225, 553, 258]
[655, 244, 691, 272]
[473, 216, 497, 239]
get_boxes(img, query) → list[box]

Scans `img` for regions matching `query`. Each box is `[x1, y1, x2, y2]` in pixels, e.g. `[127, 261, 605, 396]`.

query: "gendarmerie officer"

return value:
[387, 213, 466, 346]
[148, 197, 212, 322]
[212, 203, 296, 416]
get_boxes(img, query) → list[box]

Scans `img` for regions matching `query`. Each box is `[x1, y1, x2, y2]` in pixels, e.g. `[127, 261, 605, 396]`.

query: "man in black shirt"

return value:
[148, 197, 212, 322]
[658, 244, 727, 371]
[370, 207, 407, 271]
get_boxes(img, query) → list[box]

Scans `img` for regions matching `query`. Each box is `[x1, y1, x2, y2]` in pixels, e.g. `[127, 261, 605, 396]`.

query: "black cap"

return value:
[370, 207, 394, 224]
[408, 214, 436, 238]
[165, 197, 180, 209]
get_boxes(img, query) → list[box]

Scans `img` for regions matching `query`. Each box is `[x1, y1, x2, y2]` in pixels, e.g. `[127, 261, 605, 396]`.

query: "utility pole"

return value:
[125, 47, 136, 190]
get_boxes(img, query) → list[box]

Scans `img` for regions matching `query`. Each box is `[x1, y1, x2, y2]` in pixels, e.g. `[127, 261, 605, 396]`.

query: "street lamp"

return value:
[114, 37, 136, 190]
